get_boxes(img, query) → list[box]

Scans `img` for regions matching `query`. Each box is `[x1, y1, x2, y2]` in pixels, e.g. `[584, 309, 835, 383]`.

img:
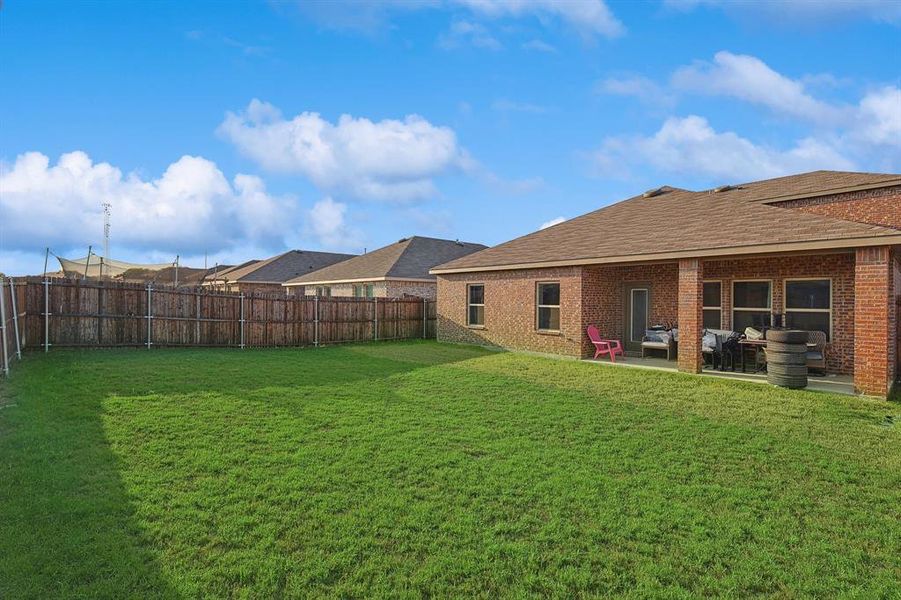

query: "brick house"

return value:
[431, 171, 901, 398]
[202, 250, 355, 294]
[283, 236, 486, 300]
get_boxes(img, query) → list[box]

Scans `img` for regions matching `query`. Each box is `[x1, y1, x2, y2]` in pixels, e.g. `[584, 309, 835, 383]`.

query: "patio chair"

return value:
[641, 329, 674, 360]
[586, 325, 624, 362]
[806, 330, 827, 374]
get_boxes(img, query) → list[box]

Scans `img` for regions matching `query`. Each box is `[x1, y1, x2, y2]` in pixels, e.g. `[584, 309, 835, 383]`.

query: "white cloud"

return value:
[540, 216, 566, 229]
[672, 51, 845, 124]
[521, 38, 557, 53]
[308, 197, 361, 250]
[597, 75, 675, 108]
[0, 151, 296, 257]
[854, 86, 901, 147]
[438, 19, 502, 50]
[594, 115, 856, 181]
[454, 0, 623, 38]
[664, 0, 901, 24]
[218, 99, 467, 202]
[291, 0, 624, 39]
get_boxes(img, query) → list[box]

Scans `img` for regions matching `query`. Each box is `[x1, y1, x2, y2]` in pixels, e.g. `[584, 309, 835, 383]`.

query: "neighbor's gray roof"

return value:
[431, 170, 901, 274]
[285, 237, 487, 285]
[207, 251, 356, 284]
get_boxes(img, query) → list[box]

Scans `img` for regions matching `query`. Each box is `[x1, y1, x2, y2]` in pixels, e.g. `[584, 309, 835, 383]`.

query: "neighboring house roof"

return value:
[209, 250, 357, 285]
[203, 260, 259, 284]
[285, 236, 487, 286]
[432, 170, 901, 274]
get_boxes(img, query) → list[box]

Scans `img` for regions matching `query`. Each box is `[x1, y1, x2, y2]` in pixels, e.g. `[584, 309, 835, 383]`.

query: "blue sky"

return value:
[1, 0, 899, 275]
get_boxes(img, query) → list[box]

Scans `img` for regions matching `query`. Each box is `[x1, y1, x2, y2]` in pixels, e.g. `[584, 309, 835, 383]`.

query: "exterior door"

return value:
[624, 285, 649, 353]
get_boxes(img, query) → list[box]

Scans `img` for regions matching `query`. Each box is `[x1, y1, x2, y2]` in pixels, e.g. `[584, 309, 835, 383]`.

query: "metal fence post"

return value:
[314, 295, 319, 347]
[240, 293, 245, 349]
[43, 278, 50, 353]
[0, 277, 9, 377]
[146, 283, 152, 350]
[10, 278, 21, 359]
[373, 297, 378, 341]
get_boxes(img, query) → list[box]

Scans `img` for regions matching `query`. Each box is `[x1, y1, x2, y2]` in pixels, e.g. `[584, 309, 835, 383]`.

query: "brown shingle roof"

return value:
[432, 170, 901, 274]
[285, 236, 487, 285]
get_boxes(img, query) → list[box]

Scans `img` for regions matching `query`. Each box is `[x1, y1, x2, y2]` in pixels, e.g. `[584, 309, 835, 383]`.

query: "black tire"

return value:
[768, 375, 808, 388]
[767, 351, 807, 366]
[767, 329, 808, 344]
[768, 364, 808, 377]
[767, 342, 808, 354]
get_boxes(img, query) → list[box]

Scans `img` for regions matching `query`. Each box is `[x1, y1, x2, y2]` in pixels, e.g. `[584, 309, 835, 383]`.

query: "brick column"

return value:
[854, 246, 895, 397]
[678, 258, 704, 374]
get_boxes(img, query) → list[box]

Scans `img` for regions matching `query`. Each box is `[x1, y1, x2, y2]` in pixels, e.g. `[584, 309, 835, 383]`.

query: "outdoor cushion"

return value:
[806, 351, 824, 361]
[643, 330, 671, 343]
[702, 332, 716, 352]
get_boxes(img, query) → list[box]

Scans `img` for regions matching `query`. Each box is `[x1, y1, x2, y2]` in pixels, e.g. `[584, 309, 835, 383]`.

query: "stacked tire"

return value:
[766, 329, 808, 389]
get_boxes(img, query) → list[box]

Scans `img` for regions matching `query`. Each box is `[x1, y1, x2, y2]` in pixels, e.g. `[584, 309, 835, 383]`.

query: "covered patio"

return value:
[583, 353, 856, 396]
[580, 246, 897, 397]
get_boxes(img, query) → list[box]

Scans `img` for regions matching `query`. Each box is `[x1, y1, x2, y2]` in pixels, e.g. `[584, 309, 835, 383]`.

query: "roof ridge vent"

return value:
[642, 187, 666, 198]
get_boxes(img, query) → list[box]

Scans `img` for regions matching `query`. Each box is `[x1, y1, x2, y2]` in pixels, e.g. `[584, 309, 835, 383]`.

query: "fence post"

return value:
[146, 283, 152, 350]
[314, 295, 319, 347]
[422, 299, 427, 339]
[0, 277, 8, 377]
[43, 278, 50, 353]
[240, 293, 245, 349]
[10, 278, 21, 359]
[373, 297, 378, 341]
[195, 290, 201, 344]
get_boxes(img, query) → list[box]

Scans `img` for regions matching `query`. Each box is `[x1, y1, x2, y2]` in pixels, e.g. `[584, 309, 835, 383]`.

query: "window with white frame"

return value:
[352, 284, 362, 298]
[536, 282, 561, 331]
[732, 280, 771, 331]
[703, 281, 722, 329]
[467, 284, 484, 326]
[785, 279, 831, 340]
[364, 284, 374, 298]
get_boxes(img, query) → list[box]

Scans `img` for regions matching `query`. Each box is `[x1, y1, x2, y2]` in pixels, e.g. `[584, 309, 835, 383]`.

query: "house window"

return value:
[536, 282, 561, 331]
[316, 286, 331, 297]
[732, 280, 771, 331]
[785, 279, 831, 340]
[703, 281, 722, 329]
[364, 284, 374, 299]
[467, 284, 485, 326]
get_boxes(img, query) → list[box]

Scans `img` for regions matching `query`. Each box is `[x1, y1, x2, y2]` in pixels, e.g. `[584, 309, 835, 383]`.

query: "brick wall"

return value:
[853, 246, 896, 396]
[775, 186, 901, 230]
[437, 249, 890, 386]
[704, 253, 856, 374]
[301, 280, 436, 299]
[677, 259, 704, 373]
[581, 263, 678, 356]
[385, 280, 437, 300]
[437, 267, 584, 356]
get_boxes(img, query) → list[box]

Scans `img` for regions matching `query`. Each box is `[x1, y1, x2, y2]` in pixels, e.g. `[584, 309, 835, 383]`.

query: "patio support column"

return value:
[678, 258, 704, 374]
[853, 246, 895, 397]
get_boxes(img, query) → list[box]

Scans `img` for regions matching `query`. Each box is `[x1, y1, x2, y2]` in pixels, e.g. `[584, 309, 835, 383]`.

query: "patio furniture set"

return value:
[586, 325, 827, 375]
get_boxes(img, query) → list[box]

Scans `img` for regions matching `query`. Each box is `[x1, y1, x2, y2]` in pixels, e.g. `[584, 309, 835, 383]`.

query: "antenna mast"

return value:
[101, 202, 111, 278]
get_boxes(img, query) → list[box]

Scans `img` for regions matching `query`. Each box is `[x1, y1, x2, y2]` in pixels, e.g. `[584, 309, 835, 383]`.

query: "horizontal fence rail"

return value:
[3, 278, 436, 366]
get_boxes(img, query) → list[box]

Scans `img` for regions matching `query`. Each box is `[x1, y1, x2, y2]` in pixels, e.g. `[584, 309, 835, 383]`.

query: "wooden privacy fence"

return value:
[1, 278, 436, 371]
[0, 277, 26, 377]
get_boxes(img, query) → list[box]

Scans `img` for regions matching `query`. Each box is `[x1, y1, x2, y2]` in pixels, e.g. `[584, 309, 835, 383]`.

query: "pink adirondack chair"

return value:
[587, 325, 624, 362]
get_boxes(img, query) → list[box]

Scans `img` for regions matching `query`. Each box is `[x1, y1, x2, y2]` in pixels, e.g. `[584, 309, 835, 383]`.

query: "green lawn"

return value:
[1, 341, 899, 598]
